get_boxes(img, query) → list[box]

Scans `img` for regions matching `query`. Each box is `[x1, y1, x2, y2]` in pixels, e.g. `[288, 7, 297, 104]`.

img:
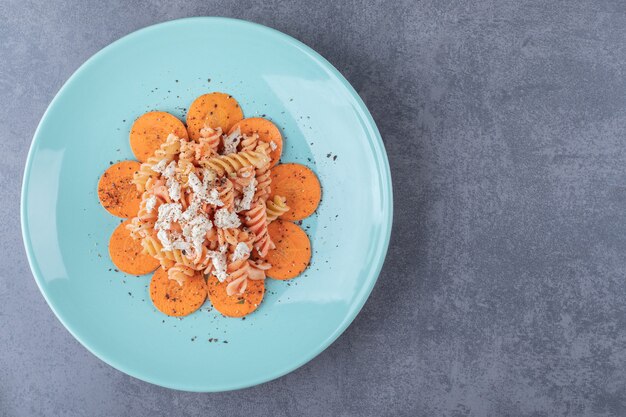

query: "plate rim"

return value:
[20, 16, 393, 392]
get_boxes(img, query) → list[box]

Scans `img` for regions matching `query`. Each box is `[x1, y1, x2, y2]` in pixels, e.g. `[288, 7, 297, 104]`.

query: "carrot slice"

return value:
[269, 163, 321, 220]
[109, 220, 160, 275]
[149, 267, 207, 317]
[186, 92, 243, 140]
[266, 220, 311, 280]
[207, 275, 265, 318]
[229, 117, 282, 167]
[129, 111, 188, 162]
[98, 160, 142, 218]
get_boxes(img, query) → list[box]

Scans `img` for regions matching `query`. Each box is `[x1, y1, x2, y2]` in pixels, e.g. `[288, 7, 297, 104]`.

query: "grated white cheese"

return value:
[269, 140, 277, 151]
[182, 215, 212, 253]
[187, 172, 203, 194]
[163, 161, 176, 178]
[186, 171, 223, 207]
[214, 208, 241, 229]
[160, 161, 181, 202]
[232, 242, 251, 262]
[155, 203, 182, 231]
[202, 169, 215, 185]
[181, 199, 200, 223]
[206, 188, 224, 206]
[235, 179, 256, 212]
[171, 239, 191, 252]
[145, 195, 157, 213]
[152, 159, 168, 173]
[167, 178, 181, 202]
[206, 245, 228, 282]
[156, 229, 172, 250]
[222, 127, 241, 155]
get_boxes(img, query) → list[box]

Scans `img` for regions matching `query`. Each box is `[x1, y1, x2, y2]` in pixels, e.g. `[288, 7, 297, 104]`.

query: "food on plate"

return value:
[97, 92, 320, 318]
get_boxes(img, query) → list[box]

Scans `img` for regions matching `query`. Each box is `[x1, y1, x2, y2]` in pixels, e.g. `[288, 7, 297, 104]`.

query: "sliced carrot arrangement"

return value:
[100, 91, 322, 320]
[266, 220, 311, 280]
[186, 92, 243, 140]
[130, 111, 188, 162]
[270, 163, 321, 221]
[109, 220, 160, 275]
[229, 117, 283, 167]
[149, 267, 207, 317]
[98, 160, 142, 218]
[207, 275, 265, 318]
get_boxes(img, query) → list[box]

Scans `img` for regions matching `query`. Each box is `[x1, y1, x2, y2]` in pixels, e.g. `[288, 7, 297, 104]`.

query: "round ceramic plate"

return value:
[21, 17, 392, 392]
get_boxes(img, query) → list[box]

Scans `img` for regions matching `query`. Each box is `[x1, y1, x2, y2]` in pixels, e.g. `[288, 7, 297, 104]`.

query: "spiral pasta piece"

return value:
[199, 150, 270, 178]
[133, 134, 181, 192]
[141, 236, 175, 269]
[244, 200, 275, 257]
[196, 125, 222, 159]
[266, 195, 290, 222]
[176, 158, 196, 185]
[227, 258, 249, 282]
[218, 228, 241, 247]
[233, 166, 255, 193]
[178, 138, 195, 162]
[162, 247, 195, 267]
[253, 142, 272, 201]
[126, 217, 154, 240]
[247, 259, 270, 280]
[168, 263, 195, 286]
[216, 178, 234, 211]
[239, 132, 259, 153]
[136, 191, 164, 222]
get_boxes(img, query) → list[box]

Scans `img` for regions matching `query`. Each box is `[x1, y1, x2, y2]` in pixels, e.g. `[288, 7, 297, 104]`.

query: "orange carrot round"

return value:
[266, 220, 311, 280]
[109, 220, 160, 275]
[98, 160, 142, 218]
[206, 275, 265, 317]
[269, 163, 321, 220]
[129, 111, 188, 162]
[186, 92, 243, 140]
[229, 117, 282, 167]
[149, 267, 207, 317]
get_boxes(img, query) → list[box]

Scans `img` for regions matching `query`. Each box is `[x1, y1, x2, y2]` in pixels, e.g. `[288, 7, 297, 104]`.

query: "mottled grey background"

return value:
[2, 0, 626, 416]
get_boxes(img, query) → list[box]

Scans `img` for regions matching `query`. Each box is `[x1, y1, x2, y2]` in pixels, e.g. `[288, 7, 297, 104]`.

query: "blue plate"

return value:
[21, 17, 392, 392]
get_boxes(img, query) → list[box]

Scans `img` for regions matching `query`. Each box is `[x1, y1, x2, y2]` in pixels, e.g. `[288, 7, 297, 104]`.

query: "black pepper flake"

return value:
[333, 155, 337, 161]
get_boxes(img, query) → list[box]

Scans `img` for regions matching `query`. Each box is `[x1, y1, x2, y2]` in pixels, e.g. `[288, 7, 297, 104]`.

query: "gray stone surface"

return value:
[2, 0, 626, 415]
